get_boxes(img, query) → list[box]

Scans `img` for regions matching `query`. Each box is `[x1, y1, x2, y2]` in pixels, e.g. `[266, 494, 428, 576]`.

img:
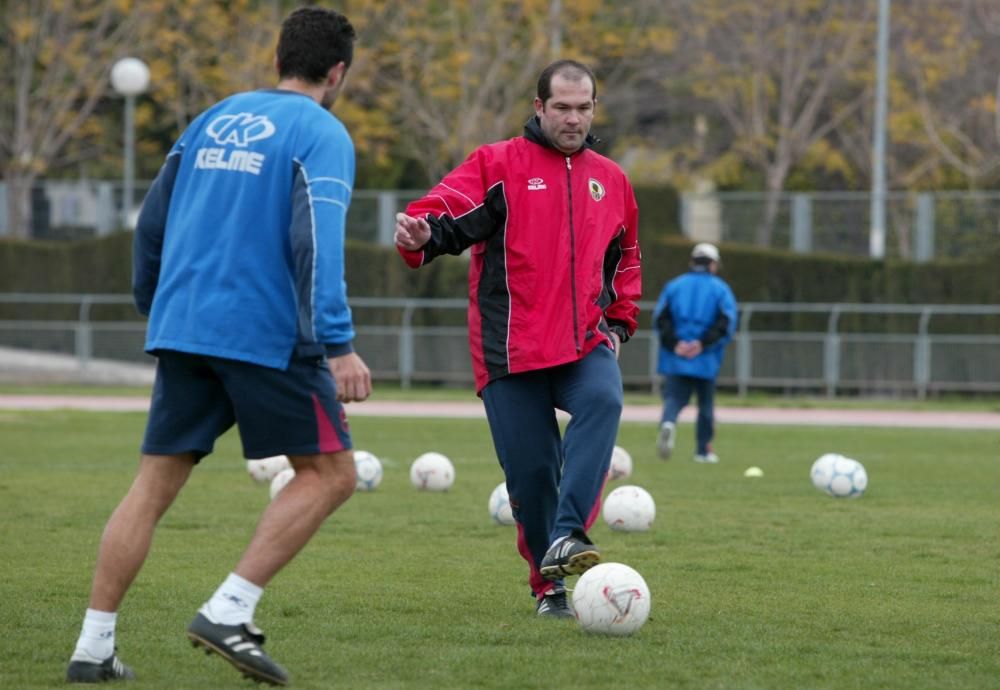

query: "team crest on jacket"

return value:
[589, 178, 606, 201]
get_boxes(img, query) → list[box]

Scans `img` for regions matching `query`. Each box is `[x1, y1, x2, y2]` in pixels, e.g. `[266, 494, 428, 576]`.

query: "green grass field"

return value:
[1, 409, 998, 689]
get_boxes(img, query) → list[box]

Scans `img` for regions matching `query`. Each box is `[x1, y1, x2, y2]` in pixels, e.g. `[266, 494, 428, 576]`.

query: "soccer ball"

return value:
[409, 452, 455, 491]
[487, 482, 515, 525]
[269, 467, 295, 501]
[810, 452, 841, 491]
[572, 562, 651, 636]
[353, 450, 383, 491]
[602, 485, 656, 532]
[810, 453, 868, 498]
[247, 455, 291, 483]
[607, 445, 633, 481]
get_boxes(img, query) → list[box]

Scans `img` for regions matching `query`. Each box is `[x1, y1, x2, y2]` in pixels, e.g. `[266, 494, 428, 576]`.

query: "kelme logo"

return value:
[206, 113, 276, 147]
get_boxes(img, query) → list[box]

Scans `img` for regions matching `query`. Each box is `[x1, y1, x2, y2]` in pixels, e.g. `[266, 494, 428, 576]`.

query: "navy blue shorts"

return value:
[142, 350, 352, 461]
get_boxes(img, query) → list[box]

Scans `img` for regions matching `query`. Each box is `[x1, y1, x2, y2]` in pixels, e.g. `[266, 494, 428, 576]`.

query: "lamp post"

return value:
[110, 57, 150, 228]
[870, 0, 890, 259]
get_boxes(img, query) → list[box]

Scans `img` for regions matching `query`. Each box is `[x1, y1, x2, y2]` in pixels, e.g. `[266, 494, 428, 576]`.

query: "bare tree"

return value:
[905, 0, 1000, 185]
[356, 0, 552, 181]
[574, 0, 679, 151]
[673, 0, 873, 245]
[345, 0, 672, 182]
[142, 0, 281, 135]
[0, 0, 155, 238]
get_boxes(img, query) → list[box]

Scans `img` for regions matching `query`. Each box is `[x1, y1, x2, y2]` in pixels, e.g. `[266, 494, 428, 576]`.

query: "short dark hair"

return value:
[536, 60, 597, 103]
[276, 7, 356, 83]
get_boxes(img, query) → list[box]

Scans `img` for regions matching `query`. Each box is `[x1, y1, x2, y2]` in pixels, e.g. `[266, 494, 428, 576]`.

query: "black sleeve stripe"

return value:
[424, 181, 508, 260]
[476, 182, 513, 382]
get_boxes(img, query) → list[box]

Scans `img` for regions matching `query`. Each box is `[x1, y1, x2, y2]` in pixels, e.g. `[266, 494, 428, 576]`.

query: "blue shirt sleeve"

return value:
[132, 148, 182, 316]
[290, 118, 356, 350]
[132, 114, 207, 316]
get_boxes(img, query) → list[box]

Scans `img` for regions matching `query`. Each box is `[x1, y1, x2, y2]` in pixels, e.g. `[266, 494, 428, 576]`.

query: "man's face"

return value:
[534, 73, 595, 155]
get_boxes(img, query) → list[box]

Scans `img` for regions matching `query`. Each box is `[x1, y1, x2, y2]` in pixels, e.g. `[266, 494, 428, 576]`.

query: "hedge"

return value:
[1, 231, 996, 315]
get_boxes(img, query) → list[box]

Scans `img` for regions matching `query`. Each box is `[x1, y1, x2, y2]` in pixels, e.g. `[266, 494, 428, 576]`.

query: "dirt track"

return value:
[1, 395, 997, 430]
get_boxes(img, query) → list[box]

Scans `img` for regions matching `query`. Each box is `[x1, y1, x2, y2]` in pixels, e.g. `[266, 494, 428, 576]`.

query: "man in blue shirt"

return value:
[66, 8, 369, 686]
[653, 243, 738, 463]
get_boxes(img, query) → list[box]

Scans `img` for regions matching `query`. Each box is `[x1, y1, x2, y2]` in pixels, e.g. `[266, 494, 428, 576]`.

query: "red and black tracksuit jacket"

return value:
[398, 118, 641, 391]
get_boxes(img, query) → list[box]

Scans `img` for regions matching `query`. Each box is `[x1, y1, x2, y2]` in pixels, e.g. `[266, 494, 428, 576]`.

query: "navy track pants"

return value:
[481, 345, 623, 597]
[660, 373, 716, 455]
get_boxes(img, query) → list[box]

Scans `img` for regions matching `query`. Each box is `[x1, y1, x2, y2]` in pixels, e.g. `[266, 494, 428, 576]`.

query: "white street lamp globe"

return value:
[111, 57, 150, 96]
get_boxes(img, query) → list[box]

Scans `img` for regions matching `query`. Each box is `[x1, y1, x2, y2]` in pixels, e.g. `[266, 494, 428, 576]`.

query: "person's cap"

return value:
[691, 242, 721, 263]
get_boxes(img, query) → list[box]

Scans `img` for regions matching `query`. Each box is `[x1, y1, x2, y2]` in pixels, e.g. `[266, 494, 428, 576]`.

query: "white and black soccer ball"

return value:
[269, 467, 295, 501]
[607, 445, 633, 481]
[572, 562, 651, 636]
[409, 452, 455, 491]
[247, 455, 291, 484]
[353, 450, 383, 491]
[602, 485, 656, 532]
[487, 481, 515, 525]
[810, 453, 868, 498]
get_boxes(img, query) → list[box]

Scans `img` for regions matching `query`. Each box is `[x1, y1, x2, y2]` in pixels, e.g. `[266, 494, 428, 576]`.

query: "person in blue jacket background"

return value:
[653, 243, 738, 463]
[66, 8, 369, 686]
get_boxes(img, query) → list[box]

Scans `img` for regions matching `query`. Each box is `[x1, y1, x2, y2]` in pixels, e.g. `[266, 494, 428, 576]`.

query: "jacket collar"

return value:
[523, 116, 599, 155]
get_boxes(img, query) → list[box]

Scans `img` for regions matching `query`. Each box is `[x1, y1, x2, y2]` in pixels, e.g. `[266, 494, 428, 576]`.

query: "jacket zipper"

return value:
[565, 156, 581, 353]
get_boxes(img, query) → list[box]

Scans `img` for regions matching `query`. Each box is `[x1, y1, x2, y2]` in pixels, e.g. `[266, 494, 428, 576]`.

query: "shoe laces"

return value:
[242, 622, 266, 645]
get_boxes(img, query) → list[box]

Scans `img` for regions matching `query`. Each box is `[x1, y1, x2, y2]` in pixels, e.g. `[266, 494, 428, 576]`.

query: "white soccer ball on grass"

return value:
[247, 455, 291, 484]
[607, 445, 633, 481]
[409, 452, 455, 491]
[572, 562, 651, 636]
[269, 467, 295, 501]
[487, 482, 515, 525]
[353, 450, 383, 491]
[602, 485, 656, 532]
[810, 453, 868, 498]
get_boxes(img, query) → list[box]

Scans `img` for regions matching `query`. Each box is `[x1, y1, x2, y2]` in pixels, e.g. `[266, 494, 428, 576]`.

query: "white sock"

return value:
[199, 573, 263, 626]
[71, 609, 117, 662]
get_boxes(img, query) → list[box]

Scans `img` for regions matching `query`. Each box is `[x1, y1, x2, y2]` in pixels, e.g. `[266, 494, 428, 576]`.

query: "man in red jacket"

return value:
[395, 60, 641, 618]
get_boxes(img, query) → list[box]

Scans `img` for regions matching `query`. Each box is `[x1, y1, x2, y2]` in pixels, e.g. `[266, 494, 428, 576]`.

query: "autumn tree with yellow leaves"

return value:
[6, 1, 1000, 240]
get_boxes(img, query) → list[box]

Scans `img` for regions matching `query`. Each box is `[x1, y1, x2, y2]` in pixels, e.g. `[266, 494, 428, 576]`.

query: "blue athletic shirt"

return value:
[133, 89, 356, 370]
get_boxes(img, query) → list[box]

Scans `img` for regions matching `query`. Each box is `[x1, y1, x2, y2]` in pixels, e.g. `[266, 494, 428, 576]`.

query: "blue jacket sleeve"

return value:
[721, 283, 739, 344]
[702, 281, 738, 348]
[132, 148, 182, 316]
[652, 282, 677, 349]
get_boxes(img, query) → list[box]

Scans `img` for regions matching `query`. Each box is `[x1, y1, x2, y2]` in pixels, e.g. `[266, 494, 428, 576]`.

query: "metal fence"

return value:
[5, 181, 1000, 262]
[0, 181, 424, 245]
[681, 190, 1000, 261]
[2, 294, 998, 398]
